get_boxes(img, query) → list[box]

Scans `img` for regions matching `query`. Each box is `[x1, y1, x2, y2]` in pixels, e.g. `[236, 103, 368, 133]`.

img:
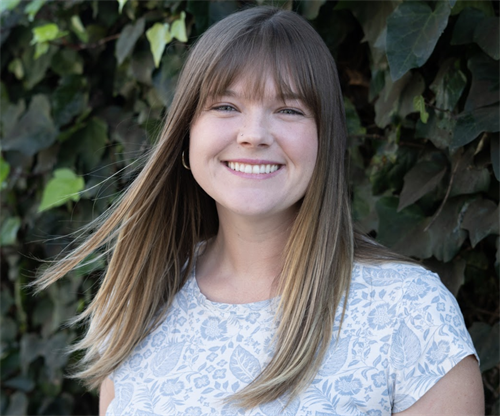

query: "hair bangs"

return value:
[196, 18, 321, 118]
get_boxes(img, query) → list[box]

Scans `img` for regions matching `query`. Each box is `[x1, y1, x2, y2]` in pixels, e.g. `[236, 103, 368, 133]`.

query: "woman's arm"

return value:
[393, 355, 484, 416]
[99, 378, 115, 416]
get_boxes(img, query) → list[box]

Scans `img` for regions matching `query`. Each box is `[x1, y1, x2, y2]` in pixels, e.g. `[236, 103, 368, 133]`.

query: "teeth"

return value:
[227, 162, 280, 174]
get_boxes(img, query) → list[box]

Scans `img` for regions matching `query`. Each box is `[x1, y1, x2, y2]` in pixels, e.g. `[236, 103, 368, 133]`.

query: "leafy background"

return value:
[0, 0, 498, 414]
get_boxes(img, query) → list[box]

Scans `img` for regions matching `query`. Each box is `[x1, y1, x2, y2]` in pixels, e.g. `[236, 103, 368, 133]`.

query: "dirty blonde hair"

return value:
[34, 6, 409, 410]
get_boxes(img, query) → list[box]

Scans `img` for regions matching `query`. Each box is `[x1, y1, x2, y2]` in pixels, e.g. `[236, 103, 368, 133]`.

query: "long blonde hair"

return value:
[34, 6, 409, 409]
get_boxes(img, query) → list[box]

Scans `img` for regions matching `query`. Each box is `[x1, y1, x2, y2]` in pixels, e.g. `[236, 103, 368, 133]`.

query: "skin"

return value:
[99, 378, 114, 415]
[189, 75, 317, 303]
[393, 355, 484, 416]
[99, 76, 484, 415]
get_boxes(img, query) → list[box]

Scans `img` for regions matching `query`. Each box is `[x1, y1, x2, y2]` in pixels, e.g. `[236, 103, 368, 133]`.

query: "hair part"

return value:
[33, 5, 412, 411]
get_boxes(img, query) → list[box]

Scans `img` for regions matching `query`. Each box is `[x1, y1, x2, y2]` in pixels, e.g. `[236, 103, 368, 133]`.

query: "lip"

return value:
[222, 159, 284, 179]
[223, 158, 283, 165]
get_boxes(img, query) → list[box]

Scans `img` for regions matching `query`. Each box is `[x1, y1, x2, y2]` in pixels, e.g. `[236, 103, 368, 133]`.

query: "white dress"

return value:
[106, 262, 478, 415]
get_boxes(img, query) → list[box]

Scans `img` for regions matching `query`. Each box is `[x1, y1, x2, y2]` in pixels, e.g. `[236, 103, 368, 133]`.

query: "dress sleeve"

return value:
[388, 266, 479, 413]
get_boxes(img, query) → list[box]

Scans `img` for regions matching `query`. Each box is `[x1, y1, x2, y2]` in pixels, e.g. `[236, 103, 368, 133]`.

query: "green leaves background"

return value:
[1, 0, 498, 414]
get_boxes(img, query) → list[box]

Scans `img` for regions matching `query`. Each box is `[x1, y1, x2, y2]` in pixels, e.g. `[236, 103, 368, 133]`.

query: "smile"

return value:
[226, 162, 281, 174]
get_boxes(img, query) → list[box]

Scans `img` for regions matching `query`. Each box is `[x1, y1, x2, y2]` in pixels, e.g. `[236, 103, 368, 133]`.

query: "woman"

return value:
[36, 6, 484, 416]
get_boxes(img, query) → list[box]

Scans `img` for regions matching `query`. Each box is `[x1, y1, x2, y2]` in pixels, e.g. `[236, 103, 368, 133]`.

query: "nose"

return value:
[237, 110, 273, 148]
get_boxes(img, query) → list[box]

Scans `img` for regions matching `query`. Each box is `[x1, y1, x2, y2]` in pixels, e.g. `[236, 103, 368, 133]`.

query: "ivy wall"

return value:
[0, 0, 499, 414]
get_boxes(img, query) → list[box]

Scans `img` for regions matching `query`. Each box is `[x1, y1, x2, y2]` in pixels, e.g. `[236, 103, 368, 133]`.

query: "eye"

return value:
[212, 105, 237, 112]
[279, 108, 304, 116]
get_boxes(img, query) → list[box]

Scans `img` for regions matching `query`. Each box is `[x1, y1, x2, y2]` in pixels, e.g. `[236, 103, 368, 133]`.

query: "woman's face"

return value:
[189, 74, 318, 221]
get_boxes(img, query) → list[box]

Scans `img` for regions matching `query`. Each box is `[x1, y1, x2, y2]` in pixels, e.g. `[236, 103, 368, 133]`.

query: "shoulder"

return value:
[350, 261, 469, 332]
[352, 261, 437, 285]
[351, 261, 449, 305]
[347, 261, 478, 413]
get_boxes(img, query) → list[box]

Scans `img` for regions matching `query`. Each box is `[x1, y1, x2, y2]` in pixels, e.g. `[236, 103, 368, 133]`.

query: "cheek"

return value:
[289, 125, 318, 168]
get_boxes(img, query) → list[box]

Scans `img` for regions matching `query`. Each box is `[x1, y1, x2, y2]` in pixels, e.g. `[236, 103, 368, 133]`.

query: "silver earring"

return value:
[182, 151, 190, 170]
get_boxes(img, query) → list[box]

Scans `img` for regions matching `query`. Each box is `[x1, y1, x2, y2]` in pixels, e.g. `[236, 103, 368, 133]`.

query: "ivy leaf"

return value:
[386, 1, 450, 80]
[131, 50, 155, 85]
[24, 0, 46, 22]
[115, 17, 145, 66]
[33, 42, 49, 59]
[416, 109, 455, 149]
[38, 168, 85, 213]
[51, 75, 88, 128]
[352, 180, 380, 233]
[451, 7, 485, 45]
[413, 95, 429, 124]
[41, 332, 72, 381]
[427, 197, 470, 262]
[3, 376, 35, 393]
[70, 15, 88, 43]
[450, 147, 490, 197]
[299, 0, 326, 20]
[0, 154, 10, 189]
[376, 196, 426, 248]
[349, 2, 399, 68]
[378, 196, 471, 262]
[50, 48, 84, 76]
[0, 0, 21, 13]
[152, 48, 184, 106]
[374, 72, 411, 128]
[171, 12, 188, 42]
[425, 258, 466, 297]
[8, 57, 24, 80]
[208, 1, 240, 26]
[186, 0, 209, 33]
[465, 54, 499, 112]
[491, 135, 499, 181]
[21, 43, 56, 89]
[0, 99, 25, 139]
[462, 198, 499, 247]
[146, 22, 172, 68]
[398, 161, 446, 211]
[2, 94, 58, 156]
[31, 23, 68, 59]
[469, 322, 500, 372]
[4, 392, 28, 416]
[117, 0, 128, 14]
[451, 0, 495, 17]
[430, 59, 467, 112]
[0, 217, 21, 246]
[344, 97, 366, 136]
[473, 17, 499, 61]
[31, 23, 67, 44]
[75, 117, 109, 171]
[451, 105, 500, 149]
[399, 73, 426, 119]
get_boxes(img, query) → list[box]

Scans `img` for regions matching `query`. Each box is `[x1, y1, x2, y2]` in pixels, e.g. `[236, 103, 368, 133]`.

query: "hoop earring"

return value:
[182, 151, 191, 170]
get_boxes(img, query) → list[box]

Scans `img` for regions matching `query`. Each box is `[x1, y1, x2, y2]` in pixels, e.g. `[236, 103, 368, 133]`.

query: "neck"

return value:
[196, 206, 297, 303]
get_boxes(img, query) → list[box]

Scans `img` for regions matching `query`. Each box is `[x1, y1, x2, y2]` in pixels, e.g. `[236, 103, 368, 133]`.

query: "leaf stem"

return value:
[423, 157, 459, 232]
[52, 33, 121, 51]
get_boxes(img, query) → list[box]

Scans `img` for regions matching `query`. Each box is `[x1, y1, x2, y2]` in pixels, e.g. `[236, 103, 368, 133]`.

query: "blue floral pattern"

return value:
[106, 263, 478, 415]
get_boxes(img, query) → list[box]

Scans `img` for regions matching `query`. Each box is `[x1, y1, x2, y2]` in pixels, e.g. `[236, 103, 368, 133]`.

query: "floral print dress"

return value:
[106, 262, 478, 416]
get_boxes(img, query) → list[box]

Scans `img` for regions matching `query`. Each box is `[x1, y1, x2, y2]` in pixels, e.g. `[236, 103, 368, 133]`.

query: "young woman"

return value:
[36, 6, 484, 416]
